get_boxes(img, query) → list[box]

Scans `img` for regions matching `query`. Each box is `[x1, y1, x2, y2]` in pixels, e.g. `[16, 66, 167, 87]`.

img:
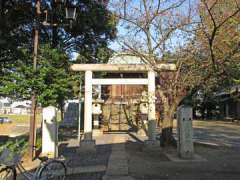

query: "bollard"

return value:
[42, 106, 58, 158]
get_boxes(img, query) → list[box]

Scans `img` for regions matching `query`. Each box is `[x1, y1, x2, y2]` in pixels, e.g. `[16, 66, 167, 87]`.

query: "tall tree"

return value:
[196, 0, 240, 104]
[110, 0, 240, 146]
[197, 0, 240, 71]
[0, 0, 117, 101]
[0, 0, 117, 158]
[0, 0, 117, 64]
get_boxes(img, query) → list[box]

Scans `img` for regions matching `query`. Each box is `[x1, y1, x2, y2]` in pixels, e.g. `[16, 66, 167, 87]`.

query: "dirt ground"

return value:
[0, 121, 41, 137]
[0, 123, 16, 136]
[126, 120, 240, 180]
[58, 120, 240, 180]
[126, 141, 240, 180]
[3, 120, 240, 180]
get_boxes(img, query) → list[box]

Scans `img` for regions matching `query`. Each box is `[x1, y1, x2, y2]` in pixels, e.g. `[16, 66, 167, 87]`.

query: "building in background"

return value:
[0, 98, 12, 114]
[103, 53, 146, 103]
[0, 98, 32, 115]
[10, 101, 32, 115]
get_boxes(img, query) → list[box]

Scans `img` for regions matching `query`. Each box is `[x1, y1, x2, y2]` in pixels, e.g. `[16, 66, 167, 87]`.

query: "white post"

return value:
[42, 106, 58, 158]
[84, 70, 93, 140]
[148, 70, 156, 141]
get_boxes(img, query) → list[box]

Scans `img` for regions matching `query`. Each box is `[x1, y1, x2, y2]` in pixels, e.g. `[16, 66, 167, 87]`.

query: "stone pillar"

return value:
[147, 70, 156, 140]
[42, 106, 58, 158]
[79, 70, 96, 152]
[177, 105, 194, 159]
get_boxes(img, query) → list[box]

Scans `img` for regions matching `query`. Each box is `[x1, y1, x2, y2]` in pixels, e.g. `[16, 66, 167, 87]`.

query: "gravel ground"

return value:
[59, 143, 111, 168]
[66, 171, 105, 180]
[57, 120, 240, 180]
[126, 141, 240, 180]
[126, 120, 240, 180]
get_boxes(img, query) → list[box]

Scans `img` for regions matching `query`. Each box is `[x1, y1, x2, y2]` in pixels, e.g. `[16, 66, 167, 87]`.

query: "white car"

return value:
[0, 117, 12, 124]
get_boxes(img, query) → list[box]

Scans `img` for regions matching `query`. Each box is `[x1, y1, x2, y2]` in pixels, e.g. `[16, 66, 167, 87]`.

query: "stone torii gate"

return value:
[70, 63, 176, 151]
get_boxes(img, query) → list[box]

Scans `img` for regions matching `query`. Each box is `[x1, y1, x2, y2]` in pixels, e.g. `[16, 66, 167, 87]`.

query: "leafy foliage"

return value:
[0, 45, 73, 108]
[0, 0, 117, 107]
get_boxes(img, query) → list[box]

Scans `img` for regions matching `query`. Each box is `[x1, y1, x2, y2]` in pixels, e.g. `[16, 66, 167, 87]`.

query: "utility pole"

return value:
[28, 0, 77, 160]
[29, 0, 41, 160]
[51, 0, 58, 48]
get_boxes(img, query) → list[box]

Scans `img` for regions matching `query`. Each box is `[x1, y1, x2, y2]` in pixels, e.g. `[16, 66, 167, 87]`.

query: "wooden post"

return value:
[84, 70, 93, 140]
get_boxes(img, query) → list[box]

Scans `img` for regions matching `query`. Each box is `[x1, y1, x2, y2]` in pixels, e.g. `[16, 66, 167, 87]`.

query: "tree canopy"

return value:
[0, 0, 117, 106]
[0, 0, 119, 154]
[0, 0, 117, 63]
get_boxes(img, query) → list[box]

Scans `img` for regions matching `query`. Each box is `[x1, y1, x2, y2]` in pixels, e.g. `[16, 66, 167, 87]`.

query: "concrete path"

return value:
[103, 135, 134, 180]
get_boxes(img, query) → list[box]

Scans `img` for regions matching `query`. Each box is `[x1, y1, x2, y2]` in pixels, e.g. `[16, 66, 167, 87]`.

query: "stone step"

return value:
[103, 136, 135, 180]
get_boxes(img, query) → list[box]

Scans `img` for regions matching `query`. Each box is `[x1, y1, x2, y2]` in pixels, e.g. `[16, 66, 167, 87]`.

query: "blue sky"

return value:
[108, 0, 199, 53]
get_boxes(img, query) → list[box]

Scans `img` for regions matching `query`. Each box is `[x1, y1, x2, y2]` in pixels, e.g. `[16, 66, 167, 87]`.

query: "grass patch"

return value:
[0, 111, 62, 124]
[0, 136, 28, 156]
[0, 133, 42, 158]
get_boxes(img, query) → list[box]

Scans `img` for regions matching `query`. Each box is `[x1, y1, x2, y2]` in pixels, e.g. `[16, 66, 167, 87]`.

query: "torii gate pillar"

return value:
[84, 70, 93, 140]
[143, 70, 160, 150]
[148, 70, 156, 140]
[78, 70, 96, 152]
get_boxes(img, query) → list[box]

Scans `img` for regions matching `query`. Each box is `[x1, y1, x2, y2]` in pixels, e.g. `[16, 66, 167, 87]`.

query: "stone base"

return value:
[143, 140, 160, 151]
[41, 152, 56, 158]
[178, 151, 194, 159]
[93, 129, 103, 137]
[77, 140, 96, 153]
[165, 152, 207, 162]
[137, 128, 147, 136]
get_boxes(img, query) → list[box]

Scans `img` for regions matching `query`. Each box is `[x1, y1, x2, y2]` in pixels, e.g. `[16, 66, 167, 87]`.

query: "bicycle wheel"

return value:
[38, 160, 66, 180]
[0, 166, 16, 180]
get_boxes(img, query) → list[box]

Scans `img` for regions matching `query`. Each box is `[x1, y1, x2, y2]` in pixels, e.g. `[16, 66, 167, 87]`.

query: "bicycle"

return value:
[0, 164, 16, 180]
[0, 149, 67, 180]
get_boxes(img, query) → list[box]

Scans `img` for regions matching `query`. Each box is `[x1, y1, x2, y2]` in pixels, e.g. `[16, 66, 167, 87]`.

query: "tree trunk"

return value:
[156, 88, 180, 147]
[160, 110, 177, 147]
[59, 103, 64, 122]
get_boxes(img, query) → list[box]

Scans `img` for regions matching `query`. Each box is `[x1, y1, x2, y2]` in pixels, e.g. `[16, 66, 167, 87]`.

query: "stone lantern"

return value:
[137, 91, 149, 136]
[92, 99, 104, 129]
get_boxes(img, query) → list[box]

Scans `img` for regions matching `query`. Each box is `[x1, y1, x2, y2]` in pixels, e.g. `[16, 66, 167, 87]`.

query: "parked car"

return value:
[0, 117, 12, 124]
